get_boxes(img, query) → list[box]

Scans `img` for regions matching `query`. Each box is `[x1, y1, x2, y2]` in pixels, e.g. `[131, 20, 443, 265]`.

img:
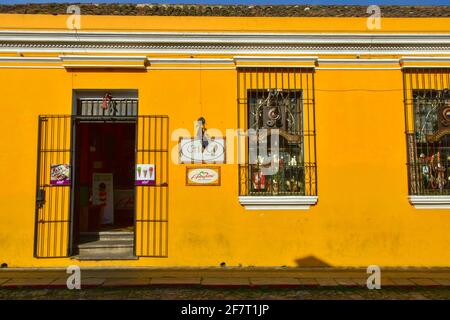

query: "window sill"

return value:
[238, 196, 318, 210]
[409, 195, 450, 209]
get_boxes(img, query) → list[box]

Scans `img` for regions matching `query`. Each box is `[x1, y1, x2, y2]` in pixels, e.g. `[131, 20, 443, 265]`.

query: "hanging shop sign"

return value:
[179, 137, 226, 164]
[186, 167, 221, 186]
[50, 164, 71, 186]
[92, 173, 114, 225]
[135, 164, 156, 186]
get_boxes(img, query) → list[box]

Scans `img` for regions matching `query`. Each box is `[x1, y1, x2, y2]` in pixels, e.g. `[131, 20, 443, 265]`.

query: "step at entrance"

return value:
[76, 232, 136, 260]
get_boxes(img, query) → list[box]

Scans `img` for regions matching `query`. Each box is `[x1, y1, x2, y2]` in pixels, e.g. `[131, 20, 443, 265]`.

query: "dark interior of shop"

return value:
[73, 122, 136, 238]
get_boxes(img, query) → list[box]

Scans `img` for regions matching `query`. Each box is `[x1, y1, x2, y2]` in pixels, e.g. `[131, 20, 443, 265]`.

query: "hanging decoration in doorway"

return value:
[50, 164, 71, 186]
[101, 93, 112, 109]
[136, 164, 156, 186]
[101, 93, 117, 115]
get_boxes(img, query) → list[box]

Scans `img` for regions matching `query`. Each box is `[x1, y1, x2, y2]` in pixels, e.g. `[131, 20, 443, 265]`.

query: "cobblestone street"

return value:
[1, 287, 450, 300]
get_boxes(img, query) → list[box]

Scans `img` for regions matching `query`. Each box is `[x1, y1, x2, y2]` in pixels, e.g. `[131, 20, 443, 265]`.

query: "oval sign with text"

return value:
[179, 138, 226, 164]
[186, 167, 220, 186]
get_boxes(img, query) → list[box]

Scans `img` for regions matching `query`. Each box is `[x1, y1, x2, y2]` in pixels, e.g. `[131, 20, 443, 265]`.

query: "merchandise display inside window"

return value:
[404, 69, 450, 195]
[238, 68, 317, 197]
[247, 89, 304, 195]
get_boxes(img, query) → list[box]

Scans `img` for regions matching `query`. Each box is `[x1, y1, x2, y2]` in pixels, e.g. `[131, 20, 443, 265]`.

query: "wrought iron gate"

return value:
[34, 115, 72, 258]
[34, 114, 169, 258]
[135, 115, 169, 257]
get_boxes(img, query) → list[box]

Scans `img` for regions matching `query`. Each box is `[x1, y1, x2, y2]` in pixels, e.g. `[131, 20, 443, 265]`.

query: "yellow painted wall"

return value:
[1, 15, 450, 267]
[0, 14, 449, 32]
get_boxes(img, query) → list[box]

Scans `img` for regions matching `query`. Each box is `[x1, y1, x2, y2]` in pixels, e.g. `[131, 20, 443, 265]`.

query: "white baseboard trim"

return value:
[238, 196, 318, 210]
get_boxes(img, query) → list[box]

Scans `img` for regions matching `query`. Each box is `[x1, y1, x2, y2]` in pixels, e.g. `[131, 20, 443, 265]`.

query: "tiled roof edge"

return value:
[0, 4, 449, 18]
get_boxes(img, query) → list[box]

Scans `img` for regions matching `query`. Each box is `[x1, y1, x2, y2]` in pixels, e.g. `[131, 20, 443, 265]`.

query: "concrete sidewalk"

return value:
[1, 267, 450, 288]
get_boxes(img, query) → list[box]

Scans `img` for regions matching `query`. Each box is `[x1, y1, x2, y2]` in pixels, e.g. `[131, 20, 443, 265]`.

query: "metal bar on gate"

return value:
[153, 117, 157, 256]
[33, 117, 43, 257]
[135, 115, 169, 257]
[34, 115, 72, 258]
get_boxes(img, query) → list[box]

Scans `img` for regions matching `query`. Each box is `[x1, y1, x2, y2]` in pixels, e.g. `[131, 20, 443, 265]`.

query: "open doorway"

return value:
[72, 96, 137, 259]
[74, 122, 135, 229]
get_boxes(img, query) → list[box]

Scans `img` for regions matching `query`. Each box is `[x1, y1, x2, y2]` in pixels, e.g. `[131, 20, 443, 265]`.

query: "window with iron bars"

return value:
[238, 68, 317, 197]
[404, 69, 450, 195]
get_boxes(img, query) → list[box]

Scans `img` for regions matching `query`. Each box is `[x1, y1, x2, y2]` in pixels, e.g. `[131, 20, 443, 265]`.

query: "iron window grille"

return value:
[404, 68, 450, 195]
[238, 68, 317, 197]
[78, 98, 138, 118]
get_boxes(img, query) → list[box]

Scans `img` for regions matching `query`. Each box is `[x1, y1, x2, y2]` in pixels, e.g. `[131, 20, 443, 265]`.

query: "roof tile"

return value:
[0, 4, 449, 17]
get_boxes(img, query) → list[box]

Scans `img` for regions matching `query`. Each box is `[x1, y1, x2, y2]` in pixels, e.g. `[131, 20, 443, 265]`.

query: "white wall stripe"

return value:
[0, 30, 449, 56]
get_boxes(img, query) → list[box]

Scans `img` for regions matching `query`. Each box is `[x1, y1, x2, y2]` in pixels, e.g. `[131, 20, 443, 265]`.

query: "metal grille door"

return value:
[34, 115, 72, 258]
[135, 116, 169, 257]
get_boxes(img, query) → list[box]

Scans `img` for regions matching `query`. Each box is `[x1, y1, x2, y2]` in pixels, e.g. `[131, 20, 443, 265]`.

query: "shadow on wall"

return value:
[294, 255, 331, 267]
